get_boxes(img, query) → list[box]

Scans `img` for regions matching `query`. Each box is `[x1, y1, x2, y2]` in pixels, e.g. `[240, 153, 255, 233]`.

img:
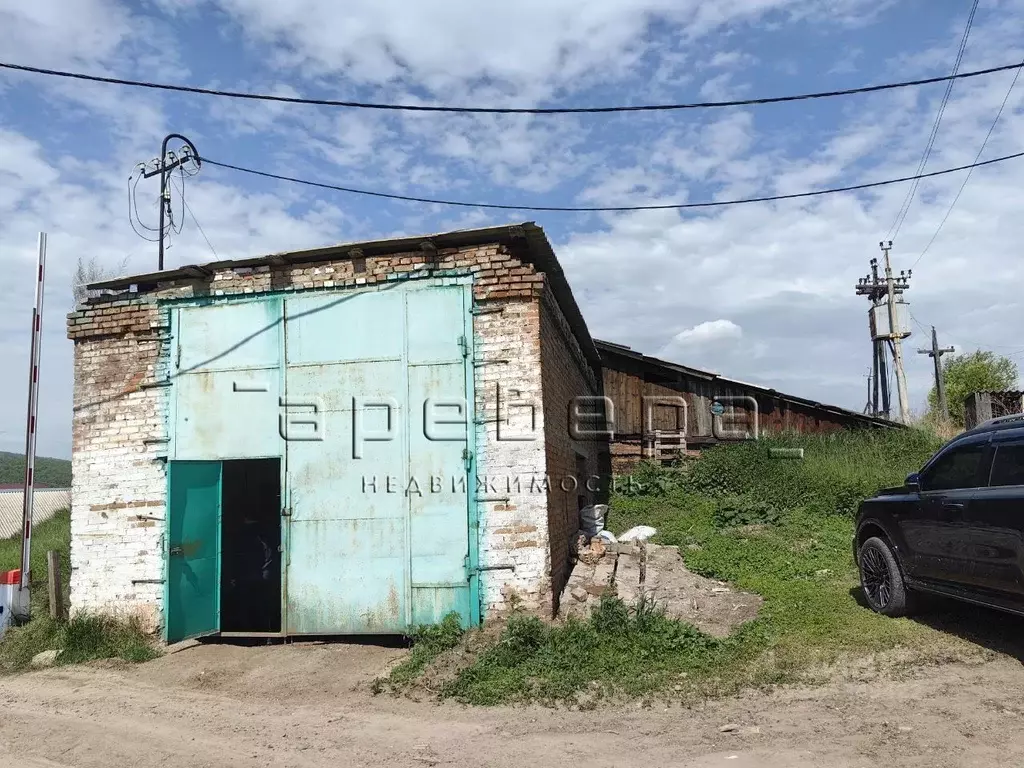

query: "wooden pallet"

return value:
[643, 430, 687, 463]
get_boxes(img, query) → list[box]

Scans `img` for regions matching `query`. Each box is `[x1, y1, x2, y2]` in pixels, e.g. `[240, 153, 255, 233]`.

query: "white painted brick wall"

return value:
[69, 312, 169, 632]
[472, 299, 551, 615]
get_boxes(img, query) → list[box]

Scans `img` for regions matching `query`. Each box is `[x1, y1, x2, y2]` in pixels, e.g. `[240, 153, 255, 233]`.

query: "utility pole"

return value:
[135, 133, 201, 270]
[856, 245, 910, 421]
[856, 258, 892, 418]
[918, 326, 955, 420]
[880, 241, 911, 424]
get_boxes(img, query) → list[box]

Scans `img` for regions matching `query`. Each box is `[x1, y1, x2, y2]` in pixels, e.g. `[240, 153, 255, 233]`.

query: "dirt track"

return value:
[2, 639, 1024, 768]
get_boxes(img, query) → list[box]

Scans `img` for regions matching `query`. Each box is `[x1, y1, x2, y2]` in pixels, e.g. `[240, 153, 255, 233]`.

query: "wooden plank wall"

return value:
[603, 363, 865, 440]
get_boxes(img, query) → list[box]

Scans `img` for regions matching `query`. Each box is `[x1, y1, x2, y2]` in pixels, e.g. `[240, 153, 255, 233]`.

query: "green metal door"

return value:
[166, 460, 222, 642]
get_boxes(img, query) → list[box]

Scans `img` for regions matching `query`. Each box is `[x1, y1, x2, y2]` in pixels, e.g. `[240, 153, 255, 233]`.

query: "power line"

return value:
[911, 63, 1024, 268]
[887, 0, 980, 242]
[909, 307, 1024, 354]
[170, 176, 218, 259]
[199, 149, 1024, 213]
[2, 59, 1022, 115]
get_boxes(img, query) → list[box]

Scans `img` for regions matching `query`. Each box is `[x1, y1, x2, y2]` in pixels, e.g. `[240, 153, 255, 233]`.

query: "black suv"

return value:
[855, 413, 1024, 617]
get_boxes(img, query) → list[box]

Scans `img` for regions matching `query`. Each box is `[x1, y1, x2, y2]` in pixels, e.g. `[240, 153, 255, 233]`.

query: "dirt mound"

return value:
[558, 541, 762, 637]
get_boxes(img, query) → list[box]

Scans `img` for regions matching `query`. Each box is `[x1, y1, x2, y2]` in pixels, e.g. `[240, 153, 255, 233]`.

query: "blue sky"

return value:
[1, 0, 1023, 458]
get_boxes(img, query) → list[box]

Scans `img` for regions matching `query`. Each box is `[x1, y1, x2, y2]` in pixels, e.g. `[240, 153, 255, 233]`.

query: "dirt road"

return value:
[2, 640, 1024, 767]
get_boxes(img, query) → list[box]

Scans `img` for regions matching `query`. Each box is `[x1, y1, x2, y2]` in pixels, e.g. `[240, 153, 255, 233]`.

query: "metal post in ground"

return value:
[20, 232, 47, 597]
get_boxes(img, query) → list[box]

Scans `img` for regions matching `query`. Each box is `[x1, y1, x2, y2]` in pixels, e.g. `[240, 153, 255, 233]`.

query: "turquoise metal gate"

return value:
[283, 282, 477, 634]
[167, 280, 478, 637]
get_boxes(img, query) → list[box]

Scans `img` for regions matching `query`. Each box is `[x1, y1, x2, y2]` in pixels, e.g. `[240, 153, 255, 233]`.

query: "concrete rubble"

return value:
[558, 537, 763, 638]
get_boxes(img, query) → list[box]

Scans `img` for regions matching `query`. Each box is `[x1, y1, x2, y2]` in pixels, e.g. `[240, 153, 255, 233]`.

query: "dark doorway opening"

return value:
[220, 458, 281, 633]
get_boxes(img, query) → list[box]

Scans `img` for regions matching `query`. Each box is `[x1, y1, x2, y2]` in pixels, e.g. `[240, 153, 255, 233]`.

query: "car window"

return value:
[990, 443, 1024, 487]
[921, 443, 987, 491]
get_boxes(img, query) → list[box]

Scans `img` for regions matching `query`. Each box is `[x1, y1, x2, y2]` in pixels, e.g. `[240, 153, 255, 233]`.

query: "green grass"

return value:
[409, 429, 971, 705]
[0, 511, 159, 673]
[385, 613, 465, 686]
[0, 451, 72, 487]
[0, 509, 71, 608]
[442, 597, 732, 705]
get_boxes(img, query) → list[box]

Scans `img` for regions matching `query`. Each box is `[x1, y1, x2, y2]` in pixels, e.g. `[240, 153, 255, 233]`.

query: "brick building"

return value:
[67, 223, 604, 641]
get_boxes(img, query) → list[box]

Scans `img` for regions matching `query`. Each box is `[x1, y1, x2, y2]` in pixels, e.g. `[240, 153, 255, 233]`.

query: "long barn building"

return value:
[597, 340, 899, 471]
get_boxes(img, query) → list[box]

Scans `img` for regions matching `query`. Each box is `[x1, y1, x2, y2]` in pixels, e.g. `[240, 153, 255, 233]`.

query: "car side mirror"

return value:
[905, 472, 920, 491]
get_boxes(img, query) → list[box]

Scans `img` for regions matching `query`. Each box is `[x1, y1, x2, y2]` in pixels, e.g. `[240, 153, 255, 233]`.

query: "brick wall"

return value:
[538, 287, 604, 611]
[68, 302, 170, 630]
[67, 242, 569, 629]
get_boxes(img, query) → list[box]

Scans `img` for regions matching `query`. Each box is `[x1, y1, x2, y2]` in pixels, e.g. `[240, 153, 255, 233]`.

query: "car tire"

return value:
[859, 536, 912, 617]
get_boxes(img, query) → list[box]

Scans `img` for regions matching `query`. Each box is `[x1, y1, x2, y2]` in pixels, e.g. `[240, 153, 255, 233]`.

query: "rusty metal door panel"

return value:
[406, 286, 473, 627]
[173, 300, 283, 461]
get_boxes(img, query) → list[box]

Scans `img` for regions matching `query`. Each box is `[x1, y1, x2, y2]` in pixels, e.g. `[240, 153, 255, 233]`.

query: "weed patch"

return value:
[384, 613, 465, 687]
[392, 430, 972, 705]
[1, 512, 159, 673]
[443, 598, 729, 705]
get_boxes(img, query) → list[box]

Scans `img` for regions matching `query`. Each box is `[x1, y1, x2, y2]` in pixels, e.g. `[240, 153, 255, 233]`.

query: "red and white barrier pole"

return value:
[20, 232, 47, 595]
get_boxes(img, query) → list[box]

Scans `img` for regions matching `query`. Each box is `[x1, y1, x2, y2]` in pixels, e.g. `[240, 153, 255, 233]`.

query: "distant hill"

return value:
[0, 452, 72, 488]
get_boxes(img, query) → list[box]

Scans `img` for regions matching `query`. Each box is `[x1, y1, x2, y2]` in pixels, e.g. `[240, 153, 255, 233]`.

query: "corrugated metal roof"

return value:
[595, 339, 902, 429]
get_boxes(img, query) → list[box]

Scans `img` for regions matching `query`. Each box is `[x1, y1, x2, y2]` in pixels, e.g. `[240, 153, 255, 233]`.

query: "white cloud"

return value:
[662, 319, 743, 353]
[185, 0, 884, 100]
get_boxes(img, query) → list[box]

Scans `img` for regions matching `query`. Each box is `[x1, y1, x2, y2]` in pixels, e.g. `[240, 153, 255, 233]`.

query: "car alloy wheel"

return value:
[861, 545, 892, 609]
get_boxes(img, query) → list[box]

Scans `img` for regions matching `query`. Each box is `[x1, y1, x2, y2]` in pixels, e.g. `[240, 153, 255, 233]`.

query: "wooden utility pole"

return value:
[918, 326, 955, 420]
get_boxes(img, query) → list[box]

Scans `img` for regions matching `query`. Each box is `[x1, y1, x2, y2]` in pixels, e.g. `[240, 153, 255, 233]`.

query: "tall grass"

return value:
[624, 429, 942, 517]
[0, 509, 71, 616]
[0, 511, 158, 673]
[426, 429, 966, 705]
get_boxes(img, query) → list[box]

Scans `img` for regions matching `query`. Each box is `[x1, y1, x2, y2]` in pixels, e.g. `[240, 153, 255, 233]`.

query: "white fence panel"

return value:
[0, 489, 71, 539]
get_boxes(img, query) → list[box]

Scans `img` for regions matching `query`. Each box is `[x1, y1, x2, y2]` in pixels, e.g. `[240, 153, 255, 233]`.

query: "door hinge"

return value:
[281, 507, 292, 517]
[175, 341, 182, 369]
[462, 448, 473, 471]
[458, 335, 469, 358]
